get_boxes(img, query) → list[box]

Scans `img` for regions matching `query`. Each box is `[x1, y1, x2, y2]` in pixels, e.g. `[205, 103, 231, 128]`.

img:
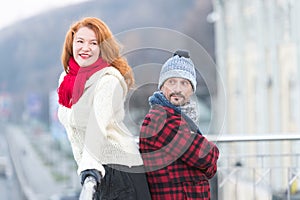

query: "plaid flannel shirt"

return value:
[139, 105, 219, 200]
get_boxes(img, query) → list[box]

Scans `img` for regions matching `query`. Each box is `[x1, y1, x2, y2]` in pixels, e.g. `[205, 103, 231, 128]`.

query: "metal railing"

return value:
[78, 134, 300, 200]
[208, 134, 300, 200]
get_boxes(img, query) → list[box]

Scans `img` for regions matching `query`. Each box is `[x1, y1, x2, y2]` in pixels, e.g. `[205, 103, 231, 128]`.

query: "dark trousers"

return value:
[95, 165, 152, 200]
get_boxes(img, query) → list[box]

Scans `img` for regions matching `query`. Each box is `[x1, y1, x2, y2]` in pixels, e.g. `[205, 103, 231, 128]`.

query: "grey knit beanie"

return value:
[158, 50, 196, 92]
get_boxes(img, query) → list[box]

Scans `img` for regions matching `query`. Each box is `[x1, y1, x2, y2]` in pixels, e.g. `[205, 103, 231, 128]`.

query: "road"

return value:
[0, 129, 24, 200]
[0, 173, 24, 200]
[1, 123, 80, 200]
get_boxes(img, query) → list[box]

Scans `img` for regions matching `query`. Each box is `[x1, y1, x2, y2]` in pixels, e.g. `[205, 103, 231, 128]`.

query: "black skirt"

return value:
[94, 164, 152, 200]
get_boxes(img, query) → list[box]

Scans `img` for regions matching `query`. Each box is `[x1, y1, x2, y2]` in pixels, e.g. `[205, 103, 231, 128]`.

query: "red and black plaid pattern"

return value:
[139, 105, 219, 200]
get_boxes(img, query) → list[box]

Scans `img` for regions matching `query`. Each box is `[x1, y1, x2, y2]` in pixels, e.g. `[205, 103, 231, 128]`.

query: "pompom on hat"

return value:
[158, 50, 197, 92]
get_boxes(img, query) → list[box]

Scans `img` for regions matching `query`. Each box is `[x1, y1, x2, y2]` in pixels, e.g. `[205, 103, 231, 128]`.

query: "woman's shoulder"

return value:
[91, 66, 122, 79]
[93, 66, 127, 93]
[103, 66, 123, 77]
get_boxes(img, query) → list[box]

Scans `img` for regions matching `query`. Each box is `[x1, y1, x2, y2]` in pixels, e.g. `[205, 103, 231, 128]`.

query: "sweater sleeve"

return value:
[57, 71, 87, 169]
[77, 74, 125, 177]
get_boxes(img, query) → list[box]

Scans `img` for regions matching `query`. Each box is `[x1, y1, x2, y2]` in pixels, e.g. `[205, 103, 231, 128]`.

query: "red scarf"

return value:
[57, 57, 109, 108]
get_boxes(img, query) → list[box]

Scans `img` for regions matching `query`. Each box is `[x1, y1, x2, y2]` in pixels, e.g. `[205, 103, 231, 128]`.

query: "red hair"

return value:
[61, 17, 134, 88]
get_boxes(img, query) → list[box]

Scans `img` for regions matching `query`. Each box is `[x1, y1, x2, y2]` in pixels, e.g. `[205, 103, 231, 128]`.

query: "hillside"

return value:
[0, 0, 215, 122]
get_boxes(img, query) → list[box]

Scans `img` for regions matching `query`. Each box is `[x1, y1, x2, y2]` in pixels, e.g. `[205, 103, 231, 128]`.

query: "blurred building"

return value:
[49, 90, 70, 153]
[0, 92, 12, 122]
[213, 0, 300, 136]
[211, 0, 300, 197]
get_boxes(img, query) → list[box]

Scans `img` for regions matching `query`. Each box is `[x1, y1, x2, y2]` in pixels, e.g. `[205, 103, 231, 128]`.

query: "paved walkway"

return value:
[6, 124, 80, 200]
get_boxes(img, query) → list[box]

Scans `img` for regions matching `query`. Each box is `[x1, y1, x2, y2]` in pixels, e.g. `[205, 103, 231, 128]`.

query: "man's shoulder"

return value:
[150, 104, 179, 117]
[145, 105, 181, 123]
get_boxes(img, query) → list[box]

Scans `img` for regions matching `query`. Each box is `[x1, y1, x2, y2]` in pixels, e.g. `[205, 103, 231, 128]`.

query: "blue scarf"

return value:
[149, 91, 202, 135]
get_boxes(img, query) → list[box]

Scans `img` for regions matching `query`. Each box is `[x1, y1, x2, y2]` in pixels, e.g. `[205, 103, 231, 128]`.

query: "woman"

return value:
[57, 17, 151, 200]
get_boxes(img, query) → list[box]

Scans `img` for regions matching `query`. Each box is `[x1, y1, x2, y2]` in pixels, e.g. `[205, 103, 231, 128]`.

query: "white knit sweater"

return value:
[57, 67, 143, 177]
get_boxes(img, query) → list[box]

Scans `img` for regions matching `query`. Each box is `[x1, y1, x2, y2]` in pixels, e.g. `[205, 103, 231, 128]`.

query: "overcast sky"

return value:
[0, 0, 89, 30]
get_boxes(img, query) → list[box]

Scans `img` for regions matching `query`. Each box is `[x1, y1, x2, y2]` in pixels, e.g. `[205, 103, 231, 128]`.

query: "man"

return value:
[139, 50, 219, 200]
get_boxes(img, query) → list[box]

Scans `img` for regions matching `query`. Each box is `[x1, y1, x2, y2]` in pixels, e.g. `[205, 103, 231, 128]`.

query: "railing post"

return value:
[287, 167, 291, 200]
[253, 168, 256, 200]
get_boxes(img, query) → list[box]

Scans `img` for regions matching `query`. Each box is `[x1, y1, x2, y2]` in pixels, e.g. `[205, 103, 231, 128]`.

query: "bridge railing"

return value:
[206, 134, 300, 200]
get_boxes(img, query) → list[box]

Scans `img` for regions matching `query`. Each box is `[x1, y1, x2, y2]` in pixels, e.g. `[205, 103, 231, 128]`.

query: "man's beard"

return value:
[169, 92, 186, 106]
